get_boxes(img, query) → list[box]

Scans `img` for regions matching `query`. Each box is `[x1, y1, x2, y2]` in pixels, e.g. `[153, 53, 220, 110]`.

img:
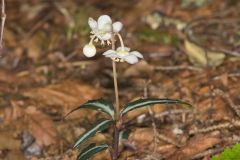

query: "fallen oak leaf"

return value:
[168, 131, 221, 159]
[2, 101, 23, 124]
[22, 80, 101, 120]
[0, 131, 21, 150]
[184, 40, 225, 67]
[25, 106, 58, 146]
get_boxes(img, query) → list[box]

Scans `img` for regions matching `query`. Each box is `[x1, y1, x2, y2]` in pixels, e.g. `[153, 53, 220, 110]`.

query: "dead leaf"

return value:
[218, 73, 228, 87]
[23, 80, 101, 106]
[23, 80, 102, 119]
[123, 61, 154, 78]
[129, 128, 154, 148]
[126, 103, 166, 120]
[23, 35, 42, 61]
[184, 40, 225, 67]
[92, 149, 111, 160]
[2, 101, 23, 124]
[168, 132, 221, 159]
[0, 132, 21, 150]
[25, 106, 58, 146]
[4, 150, 25, 160]
[197, 97, 232, 122]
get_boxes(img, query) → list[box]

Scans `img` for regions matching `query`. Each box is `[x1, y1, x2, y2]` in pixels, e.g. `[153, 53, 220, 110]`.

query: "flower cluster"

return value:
[83, 15, 143, 64]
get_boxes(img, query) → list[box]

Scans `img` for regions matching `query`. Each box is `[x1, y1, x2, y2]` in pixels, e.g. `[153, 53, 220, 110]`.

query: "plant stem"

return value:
[0, 0, 6, 55]
[112, 125, 120, 160]
[112, 61, 119, 118]
[111, 34, 120, 120]
[111, 34, 120, 160]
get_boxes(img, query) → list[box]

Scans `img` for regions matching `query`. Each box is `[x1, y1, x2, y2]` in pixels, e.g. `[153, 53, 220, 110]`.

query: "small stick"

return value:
[157, 133, 181, 147]
[144, 80, 159, 153]
[213, 73, 240, 81]
[155, 65, 202, 72]
[190, 147, 224, 160]
[213, 89, 240, 118]
[154, 109, 191, 119]
[189, 119, 240, 135]
[189, 122, 231, 135]
[0, 0, 6, 55]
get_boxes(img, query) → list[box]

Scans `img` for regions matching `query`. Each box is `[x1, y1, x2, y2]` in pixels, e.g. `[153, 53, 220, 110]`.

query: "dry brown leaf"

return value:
[184, 40, 225, 67]
[0, 69, 19, 83]
[123, 61, 154, 78]
[0, 132, 21, 150]
[25, 106, 58, 146]
[197, 97, 232, 122]
[92, 149, 111, 160]
[168, 132, 221, 159]
[23, 80, 101, 119]
[4, 150, 25, 160]
[0, 101, 24, 125]
[126, 103, 166, 120]
[218, 73, 229, 87]
[23, 80, 101, 106]
[129, 128, 154, 148]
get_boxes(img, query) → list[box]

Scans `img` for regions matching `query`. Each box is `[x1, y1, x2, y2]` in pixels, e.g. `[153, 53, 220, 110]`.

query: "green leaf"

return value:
[119, 130, 130, 141]
[65, 99, 115, 119]
[211, 143, 240, 160]
[77, 143, 108, 160]
[119, 130, 130, 146]
[120, 98, 191, 116]
[73, 119, 113, 148]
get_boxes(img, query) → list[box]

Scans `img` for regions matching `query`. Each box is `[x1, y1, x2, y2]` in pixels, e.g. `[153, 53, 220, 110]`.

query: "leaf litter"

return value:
[0, 0, 240, 159]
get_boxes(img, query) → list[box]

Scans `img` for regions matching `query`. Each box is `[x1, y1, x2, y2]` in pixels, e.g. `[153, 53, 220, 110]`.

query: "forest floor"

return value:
[0, 0, 240, 159]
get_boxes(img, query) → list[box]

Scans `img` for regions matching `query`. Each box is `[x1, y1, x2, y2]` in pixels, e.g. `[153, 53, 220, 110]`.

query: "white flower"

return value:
[103, 47, 143, 64]
[83, 43, 96, 57]
[88, 15, 123, 44]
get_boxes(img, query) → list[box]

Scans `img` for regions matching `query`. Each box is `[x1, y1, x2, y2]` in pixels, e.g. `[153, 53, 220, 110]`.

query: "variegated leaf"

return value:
[77, 143, 108, 160]
[120, 98, 191, 116]
[73, 119, 112, 148]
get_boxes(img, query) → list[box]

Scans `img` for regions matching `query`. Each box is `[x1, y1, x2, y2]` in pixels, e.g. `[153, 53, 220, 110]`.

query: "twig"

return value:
[0, 0, 6, 55]
[155, 65, 202, 72]
[16, 60, 93, 77]
[212, 48, 240, 57]
[189, 122, 231, 135]
[157, 133, 181, 147]
[154, 109, 191, 119]
[213, 89, 240, 118]
[189, 119, 240, 135]
[190, 147, 224, 160]
[213, 73, 240, 81]
[144, 80, 159, 153]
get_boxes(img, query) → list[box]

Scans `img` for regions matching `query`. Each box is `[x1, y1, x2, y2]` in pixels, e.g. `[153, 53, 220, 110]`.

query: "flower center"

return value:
[118, 50, 129, 56]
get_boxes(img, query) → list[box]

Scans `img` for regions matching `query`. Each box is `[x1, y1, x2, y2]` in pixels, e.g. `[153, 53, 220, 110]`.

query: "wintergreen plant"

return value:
[67, 15, 190, 160]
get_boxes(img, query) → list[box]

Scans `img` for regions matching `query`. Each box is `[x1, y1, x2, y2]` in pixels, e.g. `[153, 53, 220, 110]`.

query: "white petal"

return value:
[113, 21, 123, 32]
[116, 47, 123, 51]
[103, 50, 115, 55]
[130, 51, 143, 58]
[116, 47, 130, 52]
[124, 47, 130, 52]
[98, 15, 112, 30]
[105, 53, 119, 58]
[124, 55, 138, 64]
[101, 33, 112, 40]
[103, 51, 119, 58]
[88, 17, 97, 30]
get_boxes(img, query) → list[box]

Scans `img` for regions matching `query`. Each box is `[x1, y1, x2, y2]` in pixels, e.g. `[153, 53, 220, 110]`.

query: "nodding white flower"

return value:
[83, 43, 96, 57]
[88, 15, 123, 45]
[103, 47, 143, 64]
